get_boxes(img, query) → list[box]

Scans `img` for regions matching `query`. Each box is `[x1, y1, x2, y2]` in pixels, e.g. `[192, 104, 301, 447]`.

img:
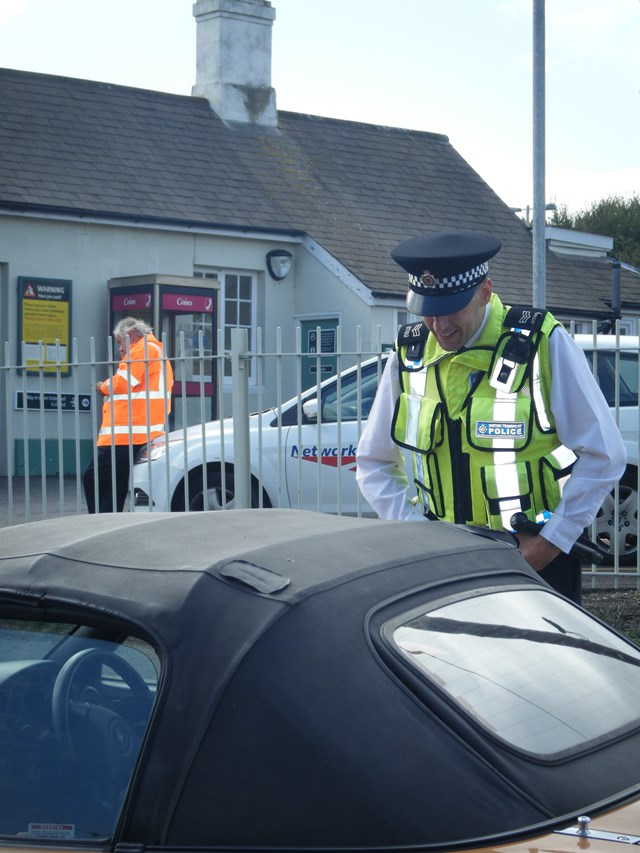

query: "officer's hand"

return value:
[516, 531, 560, 572]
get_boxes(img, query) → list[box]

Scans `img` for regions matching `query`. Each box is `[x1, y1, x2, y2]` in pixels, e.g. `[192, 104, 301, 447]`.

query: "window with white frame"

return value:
[194, 269, 256, 379]
[396, 309, 411, 328]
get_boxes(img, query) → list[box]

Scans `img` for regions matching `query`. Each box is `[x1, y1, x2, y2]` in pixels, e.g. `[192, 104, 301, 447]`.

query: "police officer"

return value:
[356, 230, 626, 603]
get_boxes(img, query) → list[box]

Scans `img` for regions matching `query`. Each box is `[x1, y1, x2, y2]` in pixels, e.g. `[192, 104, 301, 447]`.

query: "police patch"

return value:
[475, 421, 526, 439]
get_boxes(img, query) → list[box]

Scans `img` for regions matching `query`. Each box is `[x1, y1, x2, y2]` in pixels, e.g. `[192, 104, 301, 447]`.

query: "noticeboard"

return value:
[17, 277, 72, 375]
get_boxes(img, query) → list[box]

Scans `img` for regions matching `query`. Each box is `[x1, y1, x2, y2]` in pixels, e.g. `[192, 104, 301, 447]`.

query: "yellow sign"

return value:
[18, 277, 72, 374]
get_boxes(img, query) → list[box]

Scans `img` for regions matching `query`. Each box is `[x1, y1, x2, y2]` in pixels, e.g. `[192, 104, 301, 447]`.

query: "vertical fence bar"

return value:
[72, 338, 83, 513]
[177, 331, 191, 510]
[294, 325, 304, 509]
[256, 327, 264, 509]
[613, 323, 621, 587]
[355, 325, 364, 517]
[314, 326, 323, 513]
[162, 333, 174, 513]
[217, 326, 227, 506]
[274, 326, 284, 509]
[4, 343, 14, 527]
[231, 327, 251, 508]
[335, 325, 343, 516]
[89, 336, 100, 516]
[54, 339, 65, 515]
[196, 329, 209, 511]
[37, 342, 47, 518]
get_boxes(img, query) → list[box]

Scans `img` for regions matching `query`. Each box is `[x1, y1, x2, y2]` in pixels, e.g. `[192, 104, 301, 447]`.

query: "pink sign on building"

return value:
[162, 293, 214, 313]
[112, 293, 152, 312]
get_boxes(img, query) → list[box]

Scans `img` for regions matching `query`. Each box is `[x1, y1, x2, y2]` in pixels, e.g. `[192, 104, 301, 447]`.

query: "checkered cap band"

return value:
[408, 261, 489, 294]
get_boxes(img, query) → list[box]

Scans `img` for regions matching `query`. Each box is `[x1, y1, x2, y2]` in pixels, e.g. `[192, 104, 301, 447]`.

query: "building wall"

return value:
[0, 212, 395, 475]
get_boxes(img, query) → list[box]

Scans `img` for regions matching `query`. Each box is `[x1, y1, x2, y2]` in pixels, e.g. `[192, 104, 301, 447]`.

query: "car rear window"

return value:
[388, 589, 640, 757]
[0, 618, 158, 841]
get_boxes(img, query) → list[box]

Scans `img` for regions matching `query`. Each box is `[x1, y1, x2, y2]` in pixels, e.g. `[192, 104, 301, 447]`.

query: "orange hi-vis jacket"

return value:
[97, 334, 174, 446]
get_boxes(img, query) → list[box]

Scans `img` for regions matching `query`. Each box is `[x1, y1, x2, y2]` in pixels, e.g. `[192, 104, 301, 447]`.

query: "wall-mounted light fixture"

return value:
[266, 249, 293, 281]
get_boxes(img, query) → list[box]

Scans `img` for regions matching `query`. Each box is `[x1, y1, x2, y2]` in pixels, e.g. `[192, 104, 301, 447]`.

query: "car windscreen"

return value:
[387, 589, 640, 758]
[0, 618, 158, 842]
[586, 349, 638, 407]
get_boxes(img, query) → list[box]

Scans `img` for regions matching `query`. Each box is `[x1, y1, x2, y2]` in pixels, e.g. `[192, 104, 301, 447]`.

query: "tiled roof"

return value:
[0, 67, 636, 317]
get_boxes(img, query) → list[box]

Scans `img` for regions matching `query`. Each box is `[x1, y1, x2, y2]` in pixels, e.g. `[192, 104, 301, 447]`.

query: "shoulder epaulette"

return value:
[396, 321, 429, 363]
[396, 321, 429, 361]
[397, 321, 428, 345]
[504, 306, 548, 332]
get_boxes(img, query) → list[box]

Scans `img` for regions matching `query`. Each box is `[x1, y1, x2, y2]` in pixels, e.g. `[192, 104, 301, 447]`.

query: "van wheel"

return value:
[172, 468, 269, 511]
[593, 468, 638, 566]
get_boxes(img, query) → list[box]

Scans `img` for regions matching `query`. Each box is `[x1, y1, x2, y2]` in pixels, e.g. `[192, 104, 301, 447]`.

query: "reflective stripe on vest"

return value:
[403, 358, 428, 498]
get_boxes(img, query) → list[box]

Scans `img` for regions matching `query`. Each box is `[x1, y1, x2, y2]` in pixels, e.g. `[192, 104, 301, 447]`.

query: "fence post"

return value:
[230, 327, 251, 509]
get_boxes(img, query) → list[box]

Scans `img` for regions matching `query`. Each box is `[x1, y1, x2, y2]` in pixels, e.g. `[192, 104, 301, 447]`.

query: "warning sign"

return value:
[18, 277, 72, 375]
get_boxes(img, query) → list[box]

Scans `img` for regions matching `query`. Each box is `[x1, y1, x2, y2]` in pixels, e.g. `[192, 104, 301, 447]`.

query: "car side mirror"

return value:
[302, 399, 319, 424]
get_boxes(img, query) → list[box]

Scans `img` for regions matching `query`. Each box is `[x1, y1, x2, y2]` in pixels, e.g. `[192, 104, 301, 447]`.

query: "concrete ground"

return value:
[0, 475, 89, 528]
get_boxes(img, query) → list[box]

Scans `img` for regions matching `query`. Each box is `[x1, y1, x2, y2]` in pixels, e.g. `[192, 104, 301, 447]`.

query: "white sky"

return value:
[0, 0, 638, 214]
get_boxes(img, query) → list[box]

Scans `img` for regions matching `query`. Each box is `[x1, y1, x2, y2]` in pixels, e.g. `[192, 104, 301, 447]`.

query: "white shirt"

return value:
[356, 316, 627, 554]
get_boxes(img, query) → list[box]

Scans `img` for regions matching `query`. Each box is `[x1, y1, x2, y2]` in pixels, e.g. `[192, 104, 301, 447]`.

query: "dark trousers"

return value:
[539, 551, 582, 604]
[83, 446, 133, 513]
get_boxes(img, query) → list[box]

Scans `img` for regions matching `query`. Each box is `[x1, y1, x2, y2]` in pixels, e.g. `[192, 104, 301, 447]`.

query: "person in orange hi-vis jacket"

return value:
[83, 317, 174, 513]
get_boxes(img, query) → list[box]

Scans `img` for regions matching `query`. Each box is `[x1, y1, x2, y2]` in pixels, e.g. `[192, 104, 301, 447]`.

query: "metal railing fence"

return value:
[1, 324, 638, 585]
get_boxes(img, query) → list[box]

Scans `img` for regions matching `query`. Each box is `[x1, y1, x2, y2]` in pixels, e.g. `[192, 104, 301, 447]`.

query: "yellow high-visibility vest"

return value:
[392, 295, 576, 529]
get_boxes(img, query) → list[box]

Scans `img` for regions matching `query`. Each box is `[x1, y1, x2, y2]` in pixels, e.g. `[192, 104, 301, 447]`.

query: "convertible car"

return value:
[0, 510, 639, 852]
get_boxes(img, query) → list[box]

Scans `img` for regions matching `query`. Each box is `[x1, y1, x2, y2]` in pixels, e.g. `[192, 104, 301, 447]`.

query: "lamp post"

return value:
[532, 0, 546, 308]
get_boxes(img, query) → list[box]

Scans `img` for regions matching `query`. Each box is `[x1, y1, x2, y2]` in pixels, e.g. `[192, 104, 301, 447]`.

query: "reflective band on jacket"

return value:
[109, 391, 168, 401]
[115, 368, 140, 386]
[99, 423, 167, 437]
[391, 294, 573, 529]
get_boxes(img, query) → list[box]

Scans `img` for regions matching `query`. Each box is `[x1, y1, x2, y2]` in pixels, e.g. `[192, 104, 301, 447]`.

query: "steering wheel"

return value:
[51, 648, 152, 808]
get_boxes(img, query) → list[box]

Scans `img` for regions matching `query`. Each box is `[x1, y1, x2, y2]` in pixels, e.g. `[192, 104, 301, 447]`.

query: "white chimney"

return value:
[192, 0, 277, 126]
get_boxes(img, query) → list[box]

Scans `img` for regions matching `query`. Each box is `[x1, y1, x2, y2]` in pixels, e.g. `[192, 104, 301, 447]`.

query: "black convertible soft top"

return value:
[1, 510, 639, 849]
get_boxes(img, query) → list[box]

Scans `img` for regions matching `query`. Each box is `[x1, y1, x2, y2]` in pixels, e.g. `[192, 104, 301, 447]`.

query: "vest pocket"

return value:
[392, 394, 444, 453]
[466, 394, 531, 451]
[415, 452, 445, 518]
[539, 446, 577, 510]
[480, 461, 534, 529]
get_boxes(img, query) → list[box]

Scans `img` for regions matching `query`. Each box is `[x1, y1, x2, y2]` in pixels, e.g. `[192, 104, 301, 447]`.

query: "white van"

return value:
[132, 335, 638, 566]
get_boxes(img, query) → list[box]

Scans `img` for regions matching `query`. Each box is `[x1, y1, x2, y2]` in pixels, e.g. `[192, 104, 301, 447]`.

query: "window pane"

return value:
[392, 590, 640, 756]
[239, 303, 252, 326]
[239, 275, 252, 300]
[321, 362, 381, 422]
[226, 302, 238, 325]
[226, 275, 238, 298]
[0, 618, 158, 840]
[617, 353, 638, 406]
